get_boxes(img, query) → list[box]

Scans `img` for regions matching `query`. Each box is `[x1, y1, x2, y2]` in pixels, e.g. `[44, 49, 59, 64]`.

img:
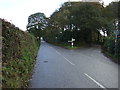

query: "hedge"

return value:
[2, 19, 39, 88]
[103, 34, 120, 62]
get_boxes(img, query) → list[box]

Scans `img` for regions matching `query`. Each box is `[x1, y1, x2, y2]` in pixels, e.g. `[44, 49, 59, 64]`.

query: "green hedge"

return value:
[103, 34, 120, 62]
[2, 19, 39, 88]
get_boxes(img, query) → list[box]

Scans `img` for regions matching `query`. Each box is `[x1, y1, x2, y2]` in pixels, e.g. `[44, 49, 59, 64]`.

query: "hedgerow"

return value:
[103, 34, 120, 62]
[2, 19, 39, 88]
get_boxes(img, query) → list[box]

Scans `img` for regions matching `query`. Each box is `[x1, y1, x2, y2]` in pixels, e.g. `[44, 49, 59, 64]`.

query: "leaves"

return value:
[2, 19, 39, 88]
[27, 13, 47, 38]
[45, 2, 104, 44]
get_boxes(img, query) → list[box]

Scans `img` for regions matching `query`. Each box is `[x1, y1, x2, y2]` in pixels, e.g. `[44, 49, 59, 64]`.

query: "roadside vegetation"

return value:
[49, 42, 81, 50]
[2, 19, 40, 88]
[27, 1, 119, 62]
[102, 33, 120, 63]
[2, 1, 119, 88]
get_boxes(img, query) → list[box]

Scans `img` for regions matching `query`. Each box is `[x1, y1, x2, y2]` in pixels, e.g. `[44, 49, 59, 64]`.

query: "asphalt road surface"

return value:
[29, 41, 119, 89]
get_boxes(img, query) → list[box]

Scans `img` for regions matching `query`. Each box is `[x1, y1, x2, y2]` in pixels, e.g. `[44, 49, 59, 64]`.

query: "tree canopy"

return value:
[27, 12, 47, 38]
[26, 1, 119, 46]
[44, 2, 105, 44]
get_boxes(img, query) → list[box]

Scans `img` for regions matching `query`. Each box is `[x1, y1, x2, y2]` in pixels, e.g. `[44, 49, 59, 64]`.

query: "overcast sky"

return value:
[0, 0, 116, 31]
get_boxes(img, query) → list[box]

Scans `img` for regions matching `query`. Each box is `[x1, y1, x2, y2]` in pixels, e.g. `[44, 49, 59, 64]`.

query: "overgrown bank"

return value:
[2, 19, 40, 88]
[102, 34, 120, 63]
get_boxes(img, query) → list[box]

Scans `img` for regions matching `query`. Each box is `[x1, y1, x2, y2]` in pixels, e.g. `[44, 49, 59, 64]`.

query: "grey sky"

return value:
[0, 0, 116, 30]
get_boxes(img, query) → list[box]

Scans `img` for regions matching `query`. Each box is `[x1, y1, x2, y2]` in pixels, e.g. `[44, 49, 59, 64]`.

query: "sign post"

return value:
[68, 38, 75, 48]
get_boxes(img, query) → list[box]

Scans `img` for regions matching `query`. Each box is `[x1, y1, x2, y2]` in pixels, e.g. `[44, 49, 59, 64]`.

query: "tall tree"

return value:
[44, 2, 105, 44]
[103, 2, 119, 35]
[71, 2, 104, 43]
[27, 12, 47, 38]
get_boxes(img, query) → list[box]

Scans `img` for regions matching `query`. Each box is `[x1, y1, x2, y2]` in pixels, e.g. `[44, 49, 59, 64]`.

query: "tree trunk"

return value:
[97, 31, 100, 42]
[87, 29, 92, 44]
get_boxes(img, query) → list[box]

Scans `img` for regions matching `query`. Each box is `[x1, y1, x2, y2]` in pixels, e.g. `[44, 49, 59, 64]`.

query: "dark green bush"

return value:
[2, 19, 39, 88]
[103, 34, 120, 60]
[115, 37, 120, 59]
[104, 36, 115, 54]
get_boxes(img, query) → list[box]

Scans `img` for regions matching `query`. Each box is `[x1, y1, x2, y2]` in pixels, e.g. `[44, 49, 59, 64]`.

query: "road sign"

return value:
[68, 38, 75, 48]
[72, 38, 75, 41]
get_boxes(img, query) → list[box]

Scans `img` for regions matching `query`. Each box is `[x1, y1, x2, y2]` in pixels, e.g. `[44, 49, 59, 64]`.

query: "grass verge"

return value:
[102, 50, 119, 64]
[47, 42, 81, 50]
[101, 46, 119, 64]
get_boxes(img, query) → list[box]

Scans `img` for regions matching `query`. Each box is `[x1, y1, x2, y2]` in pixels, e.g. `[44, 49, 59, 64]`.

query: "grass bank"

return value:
[2, 19, 40, 88]
[46, 41, 82, 50]
[101, 47, 119, 64]
[54, 43, 81, 50]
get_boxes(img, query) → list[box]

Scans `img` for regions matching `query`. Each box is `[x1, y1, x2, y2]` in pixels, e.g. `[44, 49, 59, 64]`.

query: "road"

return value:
[29, 41, 119, 89]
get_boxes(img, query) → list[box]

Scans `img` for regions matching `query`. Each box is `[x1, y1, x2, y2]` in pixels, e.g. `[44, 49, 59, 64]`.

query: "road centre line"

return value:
[63, 56, 75, 65]
[56, 51, 61, 55]
[55, 50, 75, 65]
[84, 73, 107, 90]
[52, 46, 106, 89]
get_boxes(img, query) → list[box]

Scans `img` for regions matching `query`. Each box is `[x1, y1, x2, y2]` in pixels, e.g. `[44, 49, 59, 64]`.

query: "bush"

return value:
[2, 19, 39, 88]
[104, 36, 115, 54]
[103, 34, 120, 61]
[115, 37, 120, 59]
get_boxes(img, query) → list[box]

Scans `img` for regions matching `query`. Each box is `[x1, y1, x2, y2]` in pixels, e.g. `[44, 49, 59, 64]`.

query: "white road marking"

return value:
[56, 51, 61, 55]
[55, 50, 75, 65]
[84, 73, 106, 89]
[63, 56, 75, 65]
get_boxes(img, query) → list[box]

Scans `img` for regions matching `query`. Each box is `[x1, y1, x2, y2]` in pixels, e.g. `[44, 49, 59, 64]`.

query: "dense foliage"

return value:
[2, 19, 39, 88]
[103, 34, 120, 61]
[27, 13, 47, 39]
[26, 1, 119, 61]
[44, 2, 104, 45]
[44, 1, 119, 60]
[102, 2, 120, 61]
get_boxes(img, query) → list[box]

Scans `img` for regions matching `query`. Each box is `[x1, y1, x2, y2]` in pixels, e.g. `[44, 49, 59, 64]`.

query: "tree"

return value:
[103, 2, 119, 36]
[70, 2, 104, 43]
[27, 12, 47, 38]
[102, 1, 120, 60]
[44, 5, 72, 43]
[44, 2, 104, 44]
